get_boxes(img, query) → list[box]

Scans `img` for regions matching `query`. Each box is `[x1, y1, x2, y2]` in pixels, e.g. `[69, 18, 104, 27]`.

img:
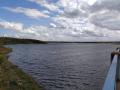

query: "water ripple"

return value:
[6, 43, 119, 90]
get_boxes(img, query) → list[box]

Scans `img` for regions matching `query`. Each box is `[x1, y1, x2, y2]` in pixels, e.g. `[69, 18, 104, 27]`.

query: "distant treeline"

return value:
[47, 41, 120, 43]
[0, 37, 47, 45]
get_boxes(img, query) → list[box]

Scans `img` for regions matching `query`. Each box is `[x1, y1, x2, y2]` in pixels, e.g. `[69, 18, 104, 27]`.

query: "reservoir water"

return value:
[6, 43, 119, 90]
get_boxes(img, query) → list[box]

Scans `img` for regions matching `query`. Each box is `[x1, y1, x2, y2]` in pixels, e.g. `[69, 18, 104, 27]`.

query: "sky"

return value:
[0, 0, 120, 41]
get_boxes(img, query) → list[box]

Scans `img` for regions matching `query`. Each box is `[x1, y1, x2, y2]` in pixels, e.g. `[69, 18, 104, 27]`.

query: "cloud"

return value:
[62, 9, 88, 18]
[50, 23, 57, 28]
[22, 0, 120, 41]
[56, 0, 89, 18]
[1, 19, 120, 41]
[0, 20, 38, 35]
[53, 15, 86, 32]
[86, 0, 120, 30]
[27, 0, 89, 18]
[28, 0, 60, 12]
[1, 0, 120, 41]
[3, 7, 49, 19]
[0, 19, 95, 41]
[56, 0, 120, 31]
[90, 0, 120, 13]
[0, 20, 23, 31]
[89, 10, 120, 30]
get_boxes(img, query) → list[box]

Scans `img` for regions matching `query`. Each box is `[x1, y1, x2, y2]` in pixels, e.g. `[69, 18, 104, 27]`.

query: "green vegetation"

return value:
[0, 37, 47, 45]
[0, 46, 44, 90]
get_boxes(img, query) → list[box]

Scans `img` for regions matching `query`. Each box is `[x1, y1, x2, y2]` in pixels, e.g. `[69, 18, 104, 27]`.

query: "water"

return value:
[6, 43, 119, 90]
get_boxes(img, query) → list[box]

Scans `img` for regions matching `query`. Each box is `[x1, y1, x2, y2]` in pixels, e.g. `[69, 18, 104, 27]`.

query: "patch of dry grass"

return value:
[0, 46, 44, 90]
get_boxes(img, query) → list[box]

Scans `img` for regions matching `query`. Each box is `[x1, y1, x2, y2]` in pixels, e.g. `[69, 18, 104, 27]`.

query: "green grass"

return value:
[0, 46, 44, 90]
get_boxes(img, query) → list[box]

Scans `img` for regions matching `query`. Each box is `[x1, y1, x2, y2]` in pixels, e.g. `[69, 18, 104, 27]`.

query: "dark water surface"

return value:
[6, 43, 119, 90]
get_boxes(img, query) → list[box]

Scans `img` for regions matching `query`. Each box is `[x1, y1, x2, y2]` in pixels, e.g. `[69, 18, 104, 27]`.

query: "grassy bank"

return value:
[0, 46, 44, 90]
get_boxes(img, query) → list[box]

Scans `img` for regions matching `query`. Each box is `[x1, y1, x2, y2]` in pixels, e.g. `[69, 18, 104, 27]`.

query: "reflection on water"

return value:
[6, 43, 118, 90]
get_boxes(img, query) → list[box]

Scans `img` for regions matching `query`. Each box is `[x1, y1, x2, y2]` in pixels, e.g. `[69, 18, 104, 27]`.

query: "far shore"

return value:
[47, 41, 120, 44]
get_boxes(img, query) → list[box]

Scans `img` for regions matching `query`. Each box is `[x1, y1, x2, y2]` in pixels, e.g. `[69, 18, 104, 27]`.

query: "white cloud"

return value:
[50, 23, 57, 28]
[1, 0, 120, 41]
[0, 20, 23, 31]
[3, 7, 49, 19]
[8, 0, 120, 41]
[90, 0, 120, 13]
[28, 0, 60, 12]
[0, 19, 119, 41]
[89, 10, 120, 30]
[0, 20, 38, 35]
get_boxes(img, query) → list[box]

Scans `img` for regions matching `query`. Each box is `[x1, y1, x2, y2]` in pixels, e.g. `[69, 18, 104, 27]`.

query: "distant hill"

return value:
[47, 41, 120, 43]
[0, 37, 47, 45]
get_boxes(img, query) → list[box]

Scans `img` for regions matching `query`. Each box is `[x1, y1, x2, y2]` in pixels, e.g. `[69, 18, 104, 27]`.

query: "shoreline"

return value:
[0, 46, 44, 90]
